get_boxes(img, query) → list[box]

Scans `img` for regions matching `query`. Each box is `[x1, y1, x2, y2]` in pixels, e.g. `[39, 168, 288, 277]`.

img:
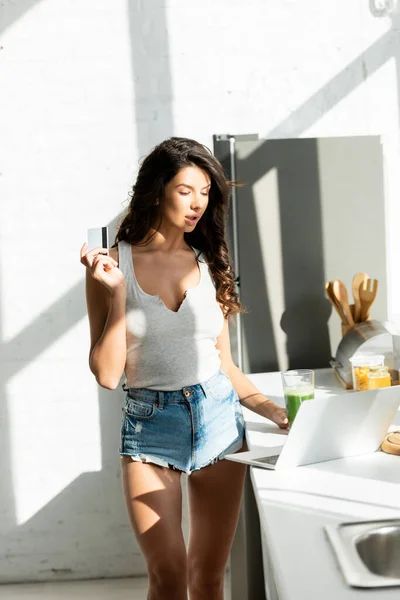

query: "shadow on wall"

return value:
[247, 138, 331, 372]
[0, 0, 177, 583]
[0, 0, 42, 37]
[216, 137, 332, 374]
[272, 139, 332, 370]
[127, 0, 174, 151]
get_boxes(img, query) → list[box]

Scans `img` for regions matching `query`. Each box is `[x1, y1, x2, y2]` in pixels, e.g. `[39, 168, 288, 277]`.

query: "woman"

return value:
[80, 137, 288, 600]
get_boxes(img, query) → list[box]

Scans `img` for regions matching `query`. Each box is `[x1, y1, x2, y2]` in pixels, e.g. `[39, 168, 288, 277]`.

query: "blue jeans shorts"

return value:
[119, 369, 246, 475]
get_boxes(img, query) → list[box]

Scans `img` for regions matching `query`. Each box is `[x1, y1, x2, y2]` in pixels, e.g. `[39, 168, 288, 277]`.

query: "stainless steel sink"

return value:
[325, 519, 400, 588]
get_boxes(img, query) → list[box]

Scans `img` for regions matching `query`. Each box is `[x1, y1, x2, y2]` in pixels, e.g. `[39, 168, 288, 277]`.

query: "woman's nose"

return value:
[191, 193, 205, 210]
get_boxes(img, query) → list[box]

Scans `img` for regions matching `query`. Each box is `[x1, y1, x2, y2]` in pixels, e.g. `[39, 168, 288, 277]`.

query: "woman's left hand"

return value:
[263, 402, 289, 429]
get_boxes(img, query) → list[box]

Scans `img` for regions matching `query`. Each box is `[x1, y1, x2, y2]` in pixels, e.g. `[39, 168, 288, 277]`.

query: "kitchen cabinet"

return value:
[238, 368, 400, 600]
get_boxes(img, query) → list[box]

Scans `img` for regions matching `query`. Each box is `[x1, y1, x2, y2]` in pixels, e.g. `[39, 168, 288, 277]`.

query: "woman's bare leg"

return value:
[120, 456, 188, 600]
[186, 456, 247, 600]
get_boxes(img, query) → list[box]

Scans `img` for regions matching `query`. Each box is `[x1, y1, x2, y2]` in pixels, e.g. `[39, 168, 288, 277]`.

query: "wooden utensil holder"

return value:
[340, 303, 370, 337]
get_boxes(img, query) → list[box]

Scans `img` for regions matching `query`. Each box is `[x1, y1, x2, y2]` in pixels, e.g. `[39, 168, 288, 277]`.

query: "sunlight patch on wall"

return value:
[253, 167, 288, 371]
[7, 357, 102, 525]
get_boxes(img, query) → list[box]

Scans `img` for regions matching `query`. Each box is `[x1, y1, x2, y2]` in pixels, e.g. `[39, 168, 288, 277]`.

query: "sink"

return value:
[325, 519, 400, 588]
[356, 524, 400, 578]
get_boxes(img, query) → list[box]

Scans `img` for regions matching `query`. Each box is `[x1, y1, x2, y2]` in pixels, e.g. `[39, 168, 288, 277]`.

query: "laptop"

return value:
[224, 386, 400, 470]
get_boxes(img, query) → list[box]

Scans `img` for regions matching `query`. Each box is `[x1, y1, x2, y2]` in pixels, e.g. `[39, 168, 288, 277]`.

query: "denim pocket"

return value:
[205, 370, 234, 402]
[125, 395, 156, 420]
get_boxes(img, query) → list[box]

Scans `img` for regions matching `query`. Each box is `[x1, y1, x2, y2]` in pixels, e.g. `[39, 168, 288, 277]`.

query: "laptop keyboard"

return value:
[254, 454, 280, 466]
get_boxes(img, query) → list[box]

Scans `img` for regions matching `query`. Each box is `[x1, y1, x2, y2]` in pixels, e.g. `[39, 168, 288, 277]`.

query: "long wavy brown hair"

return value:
[113, 137, 245, 319]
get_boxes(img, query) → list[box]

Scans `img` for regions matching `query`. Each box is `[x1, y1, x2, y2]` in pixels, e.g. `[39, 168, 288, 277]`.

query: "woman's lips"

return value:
[184, 215, 199, 225]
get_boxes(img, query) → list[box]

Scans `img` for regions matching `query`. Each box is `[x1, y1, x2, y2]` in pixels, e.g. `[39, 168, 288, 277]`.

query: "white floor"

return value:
[0, 575, 231, 599]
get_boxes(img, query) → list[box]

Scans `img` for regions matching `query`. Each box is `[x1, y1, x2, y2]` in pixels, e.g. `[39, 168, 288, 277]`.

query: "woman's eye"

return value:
[179, 191, 190, 196]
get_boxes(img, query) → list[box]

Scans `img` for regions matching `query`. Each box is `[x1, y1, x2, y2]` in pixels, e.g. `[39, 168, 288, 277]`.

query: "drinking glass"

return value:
[281, 369, 315, 428]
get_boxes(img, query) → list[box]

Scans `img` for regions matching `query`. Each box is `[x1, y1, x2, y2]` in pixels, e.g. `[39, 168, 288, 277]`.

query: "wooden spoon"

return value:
[332, 280, 355, 328]
[359, 278, 378, 322]
[325, 281, 348, 323]
[352, 272, 369, 322]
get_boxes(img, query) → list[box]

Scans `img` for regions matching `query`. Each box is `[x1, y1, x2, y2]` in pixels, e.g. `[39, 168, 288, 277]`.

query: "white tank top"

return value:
[118, 240, 224, 390]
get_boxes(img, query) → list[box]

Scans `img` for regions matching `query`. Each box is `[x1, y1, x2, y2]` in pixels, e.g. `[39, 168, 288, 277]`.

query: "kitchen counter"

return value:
[244, 368, 400, 600]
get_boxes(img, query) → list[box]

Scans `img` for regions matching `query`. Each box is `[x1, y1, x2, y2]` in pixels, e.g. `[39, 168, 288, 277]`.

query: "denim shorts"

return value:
[119, 369, 246, 475]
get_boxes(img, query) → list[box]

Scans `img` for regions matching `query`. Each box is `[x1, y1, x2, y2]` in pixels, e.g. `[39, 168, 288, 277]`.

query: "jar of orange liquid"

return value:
[367, 366, 391, 389]
[349, 354, 385, 390]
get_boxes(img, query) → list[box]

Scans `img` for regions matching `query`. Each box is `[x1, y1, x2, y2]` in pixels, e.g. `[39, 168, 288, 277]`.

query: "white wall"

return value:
[1, 0, 400, 583]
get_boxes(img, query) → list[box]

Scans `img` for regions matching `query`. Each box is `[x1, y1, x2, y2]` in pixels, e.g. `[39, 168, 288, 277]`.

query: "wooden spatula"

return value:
[352, 272, 369, 322]
[332, 280, 355, 328]
[359, 278, 378, 322]
[325, 281, 348, 322]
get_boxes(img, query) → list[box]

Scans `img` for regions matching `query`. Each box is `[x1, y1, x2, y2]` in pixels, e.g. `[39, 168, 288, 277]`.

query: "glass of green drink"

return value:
[281, 369, 315, 428]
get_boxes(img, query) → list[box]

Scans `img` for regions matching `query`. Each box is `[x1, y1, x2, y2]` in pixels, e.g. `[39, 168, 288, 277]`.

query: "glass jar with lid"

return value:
[349, 354, 385, 391]
[367, 365, 391, 389]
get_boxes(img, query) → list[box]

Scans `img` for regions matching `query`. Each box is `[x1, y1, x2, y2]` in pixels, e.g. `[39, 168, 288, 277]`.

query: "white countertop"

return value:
[245, 368, 400, 600]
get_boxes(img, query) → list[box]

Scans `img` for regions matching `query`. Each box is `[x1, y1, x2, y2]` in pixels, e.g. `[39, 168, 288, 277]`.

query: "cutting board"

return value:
[381, 431, 400, 455]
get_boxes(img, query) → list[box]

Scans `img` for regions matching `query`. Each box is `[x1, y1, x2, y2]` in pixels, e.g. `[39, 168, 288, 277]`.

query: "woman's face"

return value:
[161, 165, 211, 231]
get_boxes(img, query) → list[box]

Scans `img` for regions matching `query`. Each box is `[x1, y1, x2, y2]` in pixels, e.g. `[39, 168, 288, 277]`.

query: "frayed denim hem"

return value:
[189, 434, 245, 474]
[119, 434, 245, 475]
[120, 452, 186, 473]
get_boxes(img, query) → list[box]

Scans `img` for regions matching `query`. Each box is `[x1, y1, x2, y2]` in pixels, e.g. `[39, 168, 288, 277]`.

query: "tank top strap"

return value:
[191, 247, 206, 265]
[190, 247, 206, 276]
[118, 240, 136, 290]
[194, 250, 217, 290]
